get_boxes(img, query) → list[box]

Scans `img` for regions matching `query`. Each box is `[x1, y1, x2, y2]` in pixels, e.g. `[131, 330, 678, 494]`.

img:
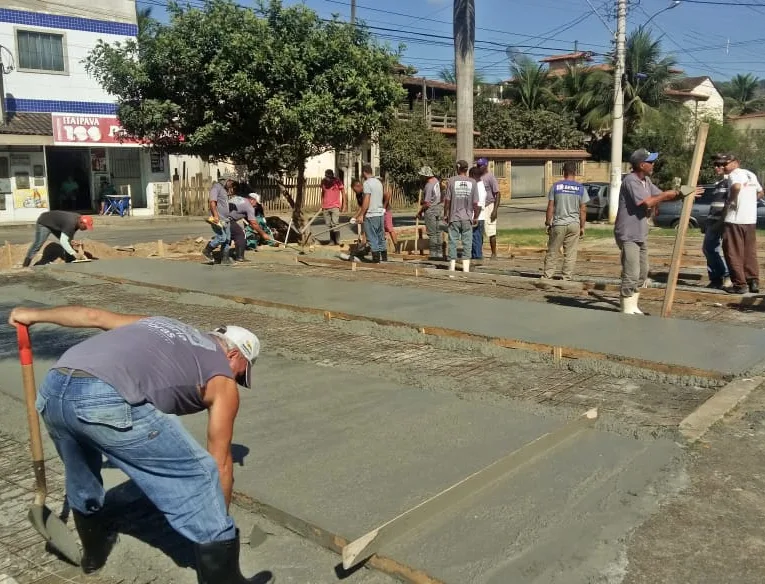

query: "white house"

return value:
[666, 76, 725, 125]
[0, 0, 171, 221]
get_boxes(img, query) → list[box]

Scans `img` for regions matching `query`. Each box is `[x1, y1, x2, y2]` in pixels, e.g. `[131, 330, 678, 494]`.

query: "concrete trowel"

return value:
[17, 324, 81, 565]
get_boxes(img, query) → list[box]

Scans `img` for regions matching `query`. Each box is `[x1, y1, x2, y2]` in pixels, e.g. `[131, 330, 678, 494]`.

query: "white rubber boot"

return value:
[723, 276, 733, 288]
[620, 295, 642, 315]
[462, 259, 470, 273]
[449, 260, 456, 271]
[633, 293, 644, 315]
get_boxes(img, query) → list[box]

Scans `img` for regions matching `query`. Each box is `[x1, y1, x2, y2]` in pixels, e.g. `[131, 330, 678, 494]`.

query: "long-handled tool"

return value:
[17, 324, 81, 565]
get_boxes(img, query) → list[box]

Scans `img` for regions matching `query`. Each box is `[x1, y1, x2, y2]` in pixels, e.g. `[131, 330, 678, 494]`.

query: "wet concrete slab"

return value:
[54, 258, 765, 377]
[0, 282, 683, 584]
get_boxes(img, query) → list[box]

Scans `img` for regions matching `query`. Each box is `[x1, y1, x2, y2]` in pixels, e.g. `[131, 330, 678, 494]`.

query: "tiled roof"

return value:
[401, 76, 457, 92]
[540, 51, 593, 63]
[0, 112, 53, 136]
[671, 76, 711, 91]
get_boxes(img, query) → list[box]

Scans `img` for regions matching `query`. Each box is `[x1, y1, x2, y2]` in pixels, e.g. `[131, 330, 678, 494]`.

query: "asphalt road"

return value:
[0, 201, 550, 247]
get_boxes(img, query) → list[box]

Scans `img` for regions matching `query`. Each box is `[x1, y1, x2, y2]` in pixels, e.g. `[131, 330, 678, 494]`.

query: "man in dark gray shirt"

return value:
[444, 160, 480, 272]
[9, 306, 271, 584]
[615, 149, 692, 315]
[703, 154, 732, 289]
[203, 174, 235, 265]
[416, 166, 443, 260]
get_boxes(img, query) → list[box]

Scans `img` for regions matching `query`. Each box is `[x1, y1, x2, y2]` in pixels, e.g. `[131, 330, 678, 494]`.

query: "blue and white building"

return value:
[0, 0, 170, 221]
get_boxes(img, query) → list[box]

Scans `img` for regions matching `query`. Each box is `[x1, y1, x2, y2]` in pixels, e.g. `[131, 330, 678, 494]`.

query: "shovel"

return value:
[17, 324, 81, 565]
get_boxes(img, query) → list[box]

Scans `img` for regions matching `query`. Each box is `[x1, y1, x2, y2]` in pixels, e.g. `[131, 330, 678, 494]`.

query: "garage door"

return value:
[511, 162, 545, 198]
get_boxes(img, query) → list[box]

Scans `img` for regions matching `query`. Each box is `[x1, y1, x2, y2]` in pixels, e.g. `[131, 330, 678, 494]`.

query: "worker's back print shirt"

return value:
[548, 180, 590, 227]
[445, 176, 479, 222]
[725, 168, 762, 225]
[615, 173, 661, 243]
[56, 317, 234, 416]
[37, 211, 81, 239]
[228, 196, 256, 221]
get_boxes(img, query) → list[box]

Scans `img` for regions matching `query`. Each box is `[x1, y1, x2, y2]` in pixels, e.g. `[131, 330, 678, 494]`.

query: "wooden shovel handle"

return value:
[17, 325, 46, 471]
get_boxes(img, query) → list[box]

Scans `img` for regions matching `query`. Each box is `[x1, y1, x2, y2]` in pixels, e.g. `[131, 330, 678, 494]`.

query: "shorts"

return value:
[483, 202, 497, 237]
[384, 209, 394, 233]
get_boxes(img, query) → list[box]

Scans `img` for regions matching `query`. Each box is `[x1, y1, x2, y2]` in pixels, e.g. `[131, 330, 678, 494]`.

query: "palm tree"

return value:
[137, 6, 154, 33]
[453, 0, 475, 161]
[722, 73, 764, 116]
[506, 56, 554, 111]
[568, 28, 679, 134]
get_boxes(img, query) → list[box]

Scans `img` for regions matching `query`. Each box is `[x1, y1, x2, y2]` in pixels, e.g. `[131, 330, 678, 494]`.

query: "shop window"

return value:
[493, 161, 506, 178]
[16, 29, 67, 73]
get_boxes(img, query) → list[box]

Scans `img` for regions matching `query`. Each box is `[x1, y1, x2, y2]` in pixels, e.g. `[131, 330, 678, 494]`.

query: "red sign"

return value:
[52, 114, 142, 146]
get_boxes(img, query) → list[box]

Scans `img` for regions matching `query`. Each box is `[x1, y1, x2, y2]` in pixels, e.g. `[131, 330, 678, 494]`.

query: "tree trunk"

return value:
[292, 157, 307, 241]
[454, 0, 475, 163]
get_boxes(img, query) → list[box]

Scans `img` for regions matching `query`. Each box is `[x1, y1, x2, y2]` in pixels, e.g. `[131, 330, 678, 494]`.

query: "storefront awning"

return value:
[0, 113, 54, 146]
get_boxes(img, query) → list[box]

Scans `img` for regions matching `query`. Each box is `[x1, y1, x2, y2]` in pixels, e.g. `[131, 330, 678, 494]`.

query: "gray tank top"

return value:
[56, 317, 233, 415]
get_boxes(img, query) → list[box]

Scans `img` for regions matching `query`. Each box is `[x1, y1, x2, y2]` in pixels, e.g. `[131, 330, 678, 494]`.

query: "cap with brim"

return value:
[630, 149, 659, 167]
[476, 157, 489, 167]
[714, 153, 736, 164]
[418, 166, 435, 177]
[248, 192, 262, 204]
[210, 325, 260, 388]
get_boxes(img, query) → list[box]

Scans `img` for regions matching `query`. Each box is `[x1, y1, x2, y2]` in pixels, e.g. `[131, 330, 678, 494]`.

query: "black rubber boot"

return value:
[220, 246, 234, 266]
[381, 251, 388, 262]
[72, 510, 117, 575]
[202, 244, 215, 265]
[194, 531, 273, 584]
[749, 279, 760, 294]
[22, 257, 32, 268]
[371, 252, 381, 263]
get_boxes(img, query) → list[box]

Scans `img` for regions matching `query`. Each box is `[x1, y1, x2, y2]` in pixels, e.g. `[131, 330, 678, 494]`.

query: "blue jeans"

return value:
[471, 220, 484, 259]
[208, 220, 232, 252]
[36, 369, 235, 544]
[448, 220, 473, 260]
[703, 226, 728, 284]
[364, 215, 386, 253]
[25, 224, 53, 261]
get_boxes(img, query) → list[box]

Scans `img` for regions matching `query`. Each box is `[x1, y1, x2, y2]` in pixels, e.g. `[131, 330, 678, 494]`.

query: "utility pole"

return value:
[608, 0, 627, 224]
[0, 48, 6, 126]
[454, 0, 475, 163]
[350, 0, 356, 24]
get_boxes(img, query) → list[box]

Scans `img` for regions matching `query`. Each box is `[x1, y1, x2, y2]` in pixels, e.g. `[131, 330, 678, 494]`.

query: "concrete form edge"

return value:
[679, 376, 765, 443]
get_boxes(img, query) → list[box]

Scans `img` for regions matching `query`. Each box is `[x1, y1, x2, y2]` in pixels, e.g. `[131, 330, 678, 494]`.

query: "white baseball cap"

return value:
[247, 192, 262, 205]
[210, 325, 260, 388]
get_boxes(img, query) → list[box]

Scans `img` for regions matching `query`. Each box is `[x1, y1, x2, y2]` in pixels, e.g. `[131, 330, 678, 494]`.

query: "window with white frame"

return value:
[16, 30, 67, 73]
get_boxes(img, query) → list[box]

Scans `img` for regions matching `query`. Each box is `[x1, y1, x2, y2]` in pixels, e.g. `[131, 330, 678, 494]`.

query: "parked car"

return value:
[653, 185, 718, 230]
[698, 198, 765, 232]
[583, 182, 609, 222]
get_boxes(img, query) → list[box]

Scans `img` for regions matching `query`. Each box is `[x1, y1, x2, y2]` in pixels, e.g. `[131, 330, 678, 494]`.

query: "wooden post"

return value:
[5, 240, 12, 268]
[661, 122, 709, 318]
[157, 240, 165, 257]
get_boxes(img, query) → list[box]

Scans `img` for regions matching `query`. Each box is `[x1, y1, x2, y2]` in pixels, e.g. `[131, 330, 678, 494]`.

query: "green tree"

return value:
[379, 116, 453, 200]
[438, 65, 485, 88]
[554, 64, 612, 133]
[86, 0, 404, 226]
[505, 56, 554, 111]
[721, 73, 764, 116]
[474, 99, 585, 150]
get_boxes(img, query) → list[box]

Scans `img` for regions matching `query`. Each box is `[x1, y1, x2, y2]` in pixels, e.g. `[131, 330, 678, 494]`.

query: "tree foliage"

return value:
[379, 116, 453, 200]
[721, 73, 765, 116]
[86, 0, 404, 223]
[505, 56, 555, 111]
[474, 99, 585, 150]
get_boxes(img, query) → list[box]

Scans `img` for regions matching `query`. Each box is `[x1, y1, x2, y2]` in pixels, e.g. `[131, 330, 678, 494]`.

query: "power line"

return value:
[676, 0, 765, 5]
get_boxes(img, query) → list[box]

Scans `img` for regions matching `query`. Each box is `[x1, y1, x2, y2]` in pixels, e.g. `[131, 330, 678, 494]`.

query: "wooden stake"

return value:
[5, 240, 12, 268]
[552, 346, 563, 363]
[661, 123, 709, 318]
[157, 239, 165, 257]
[342, 408, 599, 570]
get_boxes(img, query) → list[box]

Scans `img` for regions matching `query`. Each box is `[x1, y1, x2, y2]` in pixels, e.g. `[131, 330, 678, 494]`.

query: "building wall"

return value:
[5, 0, 137, 24]
[730, 116, 765, 134]
[0, 9, 136, 110]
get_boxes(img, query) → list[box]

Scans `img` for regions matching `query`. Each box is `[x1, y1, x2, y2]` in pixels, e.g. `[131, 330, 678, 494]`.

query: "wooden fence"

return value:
[170, 174, 413, 216]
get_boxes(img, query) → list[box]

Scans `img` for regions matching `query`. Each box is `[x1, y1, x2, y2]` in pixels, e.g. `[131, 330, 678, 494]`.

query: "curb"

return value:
[679, 376, 764, 442]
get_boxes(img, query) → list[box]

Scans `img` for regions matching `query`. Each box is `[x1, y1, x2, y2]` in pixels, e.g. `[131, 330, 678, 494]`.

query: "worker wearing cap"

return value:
[416, 166, 443, 260]
[703, 154, 732, 289]
[8, 306, 271, 583]
[476, 158, 500, 260]
[228, 188, 276, 262]
[720, 153, 763, 294]
[22, 210, 93, 267]
[615, 149, 693, 315]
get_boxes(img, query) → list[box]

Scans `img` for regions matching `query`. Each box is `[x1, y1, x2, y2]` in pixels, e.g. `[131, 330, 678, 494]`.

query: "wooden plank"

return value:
[662, 123, 709, 318]
[341, 408, 599, 570]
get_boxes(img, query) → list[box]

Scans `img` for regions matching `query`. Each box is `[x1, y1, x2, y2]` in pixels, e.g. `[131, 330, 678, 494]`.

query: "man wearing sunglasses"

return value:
[704, 154, 733, 289]
[7, 306, 271, 584]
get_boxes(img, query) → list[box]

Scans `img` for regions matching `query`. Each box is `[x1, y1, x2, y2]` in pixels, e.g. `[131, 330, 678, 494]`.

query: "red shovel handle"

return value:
[17, 324, 33, 366]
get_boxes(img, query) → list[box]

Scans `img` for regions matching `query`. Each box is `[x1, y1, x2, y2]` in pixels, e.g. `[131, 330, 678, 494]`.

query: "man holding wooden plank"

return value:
[615, 149, 701, 315]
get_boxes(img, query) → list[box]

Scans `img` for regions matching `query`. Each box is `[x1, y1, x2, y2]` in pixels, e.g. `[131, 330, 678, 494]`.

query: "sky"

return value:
[137, 0, 765, 83]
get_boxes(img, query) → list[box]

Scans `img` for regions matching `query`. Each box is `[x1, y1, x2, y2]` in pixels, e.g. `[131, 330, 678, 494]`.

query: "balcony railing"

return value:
[396, 107, 457, 130]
